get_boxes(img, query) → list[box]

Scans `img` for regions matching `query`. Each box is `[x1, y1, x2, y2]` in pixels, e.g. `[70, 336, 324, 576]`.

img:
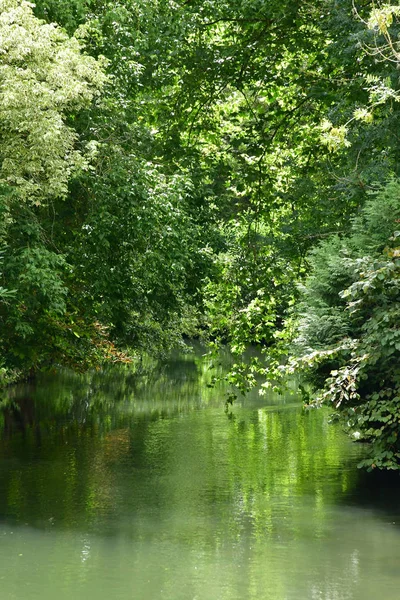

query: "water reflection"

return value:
[0, 347, 400, 599]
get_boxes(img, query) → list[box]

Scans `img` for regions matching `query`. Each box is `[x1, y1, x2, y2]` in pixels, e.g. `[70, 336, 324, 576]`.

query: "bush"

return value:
[286, 180, 400, 470]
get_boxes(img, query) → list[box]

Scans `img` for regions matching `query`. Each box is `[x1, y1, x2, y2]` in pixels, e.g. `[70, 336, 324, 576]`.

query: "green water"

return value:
[1, 349, 400, 600]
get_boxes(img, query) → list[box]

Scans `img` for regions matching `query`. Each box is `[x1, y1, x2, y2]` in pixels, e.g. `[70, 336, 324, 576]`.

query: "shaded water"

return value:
[0, 348, 400, 600]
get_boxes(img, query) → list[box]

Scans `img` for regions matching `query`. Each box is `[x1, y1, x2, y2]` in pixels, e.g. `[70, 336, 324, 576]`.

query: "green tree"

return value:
[0, 0, 107, 375]
[0, 0, 106, 205]
[279, 180, 400, 470]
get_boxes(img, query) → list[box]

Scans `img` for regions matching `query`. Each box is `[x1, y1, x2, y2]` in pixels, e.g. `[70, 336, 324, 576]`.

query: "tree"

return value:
[0, 0, 107, 374]
[0, 0, 106, 205]
[278, 180, 400, 470]
[2, 0, 400, 473]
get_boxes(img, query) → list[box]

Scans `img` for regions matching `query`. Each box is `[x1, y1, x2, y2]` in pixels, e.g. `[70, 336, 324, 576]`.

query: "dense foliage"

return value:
[1, 0, 400, 468]
[275, 181, 400, 470]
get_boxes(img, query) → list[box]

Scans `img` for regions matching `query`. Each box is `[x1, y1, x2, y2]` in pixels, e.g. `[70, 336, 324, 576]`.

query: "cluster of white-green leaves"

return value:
[0, 0, 106, 205]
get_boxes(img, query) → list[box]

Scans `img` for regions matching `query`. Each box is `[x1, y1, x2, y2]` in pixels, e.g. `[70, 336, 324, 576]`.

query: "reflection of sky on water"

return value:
[0, 348, 399, 599]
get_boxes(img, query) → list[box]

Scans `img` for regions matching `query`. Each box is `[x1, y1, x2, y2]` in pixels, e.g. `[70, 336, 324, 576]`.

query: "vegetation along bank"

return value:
[1, 0, 400, 469]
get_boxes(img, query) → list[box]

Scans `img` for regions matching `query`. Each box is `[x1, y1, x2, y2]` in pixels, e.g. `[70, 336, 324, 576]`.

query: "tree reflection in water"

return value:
[0, 348, 399, 600]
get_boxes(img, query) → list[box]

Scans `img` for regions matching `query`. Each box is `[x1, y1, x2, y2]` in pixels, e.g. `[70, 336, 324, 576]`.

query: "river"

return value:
[0, 347, 400, 599]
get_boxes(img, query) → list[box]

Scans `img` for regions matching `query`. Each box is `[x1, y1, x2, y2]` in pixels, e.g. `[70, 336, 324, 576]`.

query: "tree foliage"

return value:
[272, 181, 400, 470]
[2, 0, 400, 468]
[0, 1, 109, 373]
[0, 0, 106, 204]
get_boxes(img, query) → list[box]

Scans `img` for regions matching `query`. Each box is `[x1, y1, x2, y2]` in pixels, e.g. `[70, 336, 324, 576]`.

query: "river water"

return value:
[0, 348, 400, 600]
